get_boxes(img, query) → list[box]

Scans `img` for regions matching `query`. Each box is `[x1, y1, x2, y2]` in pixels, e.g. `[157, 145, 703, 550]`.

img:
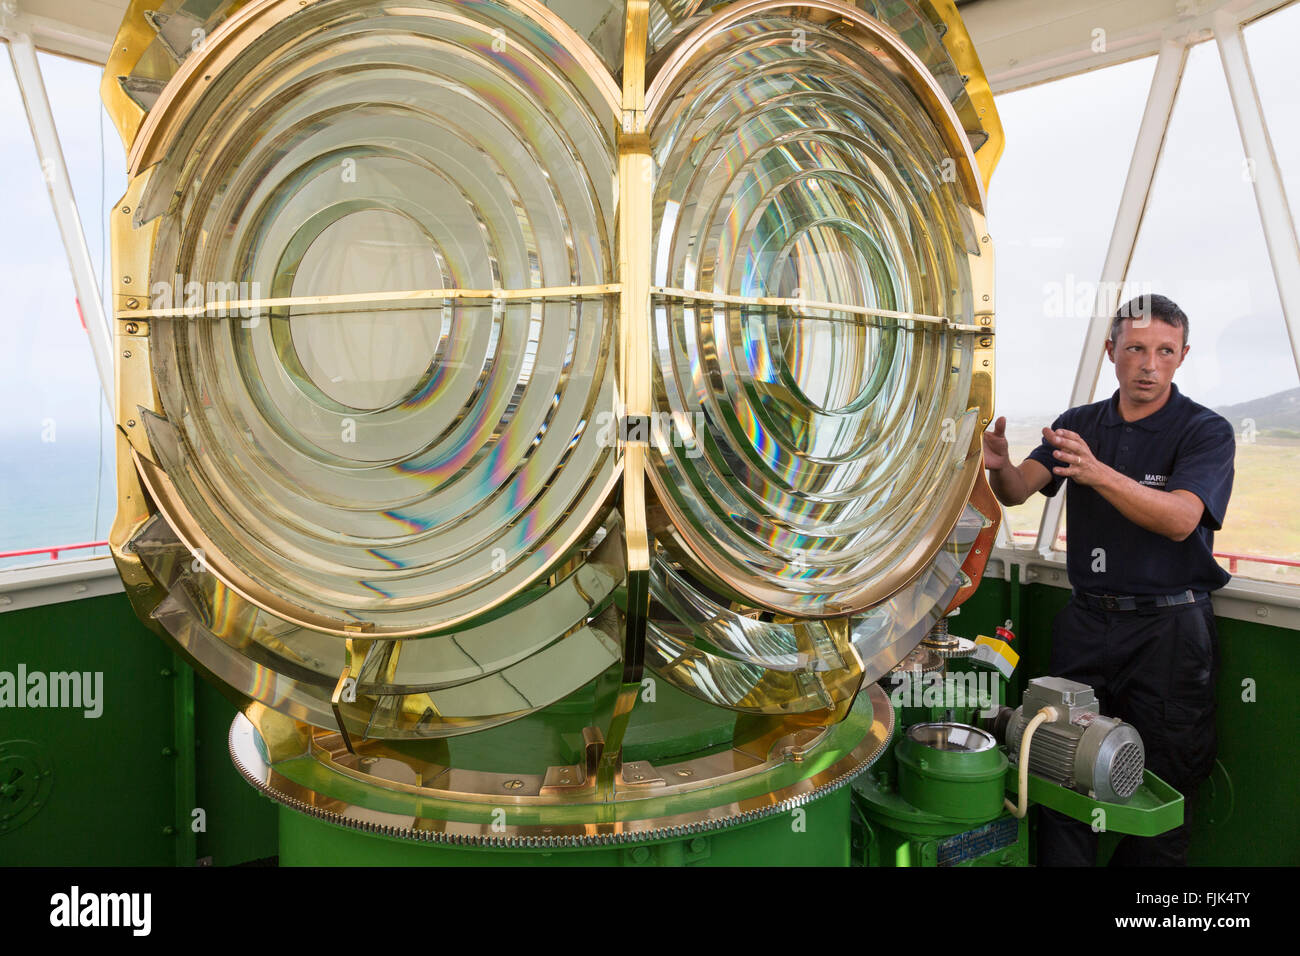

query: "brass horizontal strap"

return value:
[652, 287, 992, 334]
[114, 283, 623, 319]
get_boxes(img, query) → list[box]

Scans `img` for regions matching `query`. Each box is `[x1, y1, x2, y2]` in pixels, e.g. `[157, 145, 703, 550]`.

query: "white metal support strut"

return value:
[1034, 36, 1190, 558]
[1214, 8, 1300, 385]
[1, 19, 114, 408]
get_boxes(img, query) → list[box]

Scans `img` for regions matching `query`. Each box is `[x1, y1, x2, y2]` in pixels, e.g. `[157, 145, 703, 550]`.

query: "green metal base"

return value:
[1005, 767, 1184, 837]
[851, 762, 1028, 866]
[277, 786, 853, 865]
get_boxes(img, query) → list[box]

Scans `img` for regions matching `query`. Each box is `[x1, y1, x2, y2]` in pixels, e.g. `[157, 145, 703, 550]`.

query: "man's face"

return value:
[1105, 317, 1189, 406]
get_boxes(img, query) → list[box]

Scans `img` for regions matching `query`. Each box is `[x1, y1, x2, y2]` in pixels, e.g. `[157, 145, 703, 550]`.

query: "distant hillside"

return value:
[1215, 387, 1300, 437]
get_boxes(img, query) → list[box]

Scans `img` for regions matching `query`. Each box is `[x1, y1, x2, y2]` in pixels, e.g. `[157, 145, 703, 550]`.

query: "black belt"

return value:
[1075, 589, 1205, 612]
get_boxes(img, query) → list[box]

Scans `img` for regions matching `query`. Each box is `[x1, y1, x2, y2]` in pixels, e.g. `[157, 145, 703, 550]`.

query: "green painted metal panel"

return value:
[0, 594, 175, 865]
[192, 679, 278, 865]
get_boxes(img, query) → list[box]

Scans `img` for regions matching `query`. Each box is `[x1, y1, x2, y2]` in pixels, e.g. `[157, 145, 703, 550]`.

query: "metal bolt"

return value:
[161, 668, 174, 677]
[121, 205, 131, 214]
[122, 349, 132, 358]
[127, 419, 137, 428]
[122, 276, 132, 284]
[162, 747, 176, 758]
[674, 768, 693, 778]
[630, 847, 650, 864]
[689, 838, 707, 854]
[162, 825, 177, 836]
[503, 779, 524, 790]
[979, 337, 992, 347]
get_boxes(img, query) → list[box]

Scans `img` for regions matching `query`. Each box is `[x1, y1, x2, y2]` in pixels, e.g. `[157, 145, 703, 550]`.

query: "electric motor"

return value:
[1004, 677, 1145, 803]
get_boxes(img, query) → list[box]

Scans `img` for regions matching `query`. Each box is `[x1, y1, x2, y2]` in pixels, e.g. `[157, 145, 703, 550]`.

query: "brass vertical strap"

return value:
[330, 636, 373, 754]
[602, 0, 653, 788]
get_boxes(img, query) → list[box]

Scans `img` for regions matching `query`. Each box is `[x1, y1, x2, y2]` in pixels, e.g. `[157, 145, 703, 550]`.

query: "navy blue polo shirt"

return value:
[1026, 383, 1234, 595]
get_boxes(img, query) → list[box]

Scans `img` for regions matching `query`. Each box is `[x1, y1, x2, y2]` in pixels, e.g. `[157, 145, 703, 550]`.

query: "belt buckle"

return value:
[1100, 594, 1119, 610]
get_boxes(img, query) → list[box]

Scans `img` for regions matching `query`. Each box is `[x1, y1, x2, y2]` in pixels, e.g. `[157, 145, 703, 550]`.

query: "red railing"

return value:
[1010, 531, 1299, 573]
[0, 540, 109, 561]
[4, 536, 1297, 576]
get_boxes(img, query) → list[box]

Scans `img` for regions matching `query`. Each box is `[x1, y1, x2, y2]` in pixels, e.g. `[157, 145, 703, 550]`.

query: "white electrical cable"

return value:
[1005, 706, 1059, 819]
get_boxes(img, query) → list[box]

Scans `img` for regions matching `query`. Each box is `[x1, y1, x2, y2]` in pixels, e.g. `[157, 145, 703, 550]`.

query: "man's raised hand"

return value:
[1045, 427, 1110, 487]
[983, 416, 1010, 470]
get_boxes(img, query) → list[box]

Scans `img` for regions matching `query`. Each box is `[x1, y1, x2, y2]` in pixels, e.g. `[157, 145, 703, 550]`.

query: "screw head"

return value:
[503, 779, 524, 790]
[121, 205, 131, 214]
[122, 349, 132, 358]
[126, 419, 137, 428]
[674, 768, 693, 778]
[122, 276, 132, 284]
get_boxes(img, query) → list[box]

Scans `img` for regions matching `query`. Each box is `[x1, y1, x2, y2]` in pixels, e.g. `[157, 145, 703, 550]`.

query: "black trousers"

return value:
[1036, 595, 1220, 867]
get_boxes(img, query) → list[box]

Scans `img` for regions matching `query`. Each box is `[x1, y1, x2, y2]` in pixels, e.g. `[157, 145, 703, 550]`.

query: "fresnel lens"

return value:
[104, 0, 1003, 848]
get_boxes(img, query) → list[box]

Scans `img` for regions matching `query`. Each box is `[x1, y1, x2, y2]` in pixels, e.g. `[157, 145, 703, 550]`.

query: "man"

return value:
[982, 294, 1234, 866]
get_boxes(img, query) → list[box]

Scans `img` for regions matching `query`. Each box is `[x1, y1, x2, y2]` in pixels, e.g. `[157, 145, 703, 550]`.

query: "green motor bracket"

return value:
[1005, 766, 1184, 838]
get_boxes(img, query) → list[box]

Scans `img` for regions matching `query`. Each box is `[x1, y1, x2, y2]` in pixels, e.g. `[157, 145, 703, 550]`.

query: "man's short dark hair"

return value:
[1109, 293, 1188, 347]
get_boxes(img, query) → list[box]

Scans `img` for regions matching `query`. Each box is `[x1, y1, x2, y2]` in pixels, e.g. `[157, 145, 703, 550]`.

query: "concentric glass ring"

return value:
[643, 1, 989, 616]
[133, 0, 622, 634]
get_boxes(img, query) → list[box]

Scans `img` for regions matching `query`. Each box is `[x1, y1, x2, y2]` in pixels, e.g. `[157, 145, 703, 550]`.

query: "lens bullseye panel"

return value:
[138, 0, 621, 632]
[644, 12, 985, 614]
